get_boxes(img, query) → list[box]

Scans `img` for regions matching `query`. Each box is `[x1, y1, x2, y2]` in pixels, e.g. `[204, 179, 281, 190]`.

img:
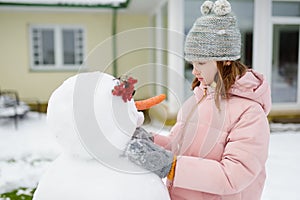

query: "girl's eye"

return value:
[198, 62, 206, 65]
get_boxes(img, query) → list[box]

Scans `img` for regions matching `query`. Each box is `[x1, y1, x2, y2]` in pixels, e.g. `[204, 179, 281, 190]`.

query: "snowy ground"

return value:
[0, 112, 300, 199]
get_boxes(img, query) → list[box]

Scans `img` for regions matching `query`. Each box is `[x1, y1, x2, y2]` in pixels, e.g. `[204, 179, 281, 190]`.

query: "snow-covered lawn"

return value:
[0, 112, 300, 199]
[0, 113, 61, 195]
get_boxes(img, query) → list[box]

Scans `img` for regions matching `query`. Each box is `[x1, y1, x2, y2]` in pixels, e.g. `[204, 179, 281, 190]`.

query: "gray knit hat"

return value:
[184, 0, 241, 62]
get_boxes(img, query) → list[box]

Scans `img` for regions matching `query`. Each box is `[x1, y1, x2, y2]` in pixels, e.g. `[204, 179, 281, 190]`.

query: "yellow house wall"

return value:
[0, 10, 150, 103]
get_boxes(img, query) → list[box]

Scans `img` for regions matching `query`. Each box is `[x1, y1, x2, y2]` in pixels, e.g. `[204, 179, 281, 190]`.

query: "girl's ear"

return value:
[225, 61, 231, 66]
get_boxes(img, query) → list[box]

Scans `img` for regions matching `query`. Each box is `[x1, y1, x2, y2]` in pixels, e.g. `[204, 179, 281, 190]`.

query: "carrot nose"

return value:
[135, 94, 166, 111]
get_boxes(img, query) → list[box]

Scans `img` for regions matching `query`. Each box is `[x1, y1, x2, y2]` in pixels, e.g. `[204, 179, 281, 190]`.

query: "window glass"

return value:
[41, 30, 55, 65]
[32, 28, 54, 65]
[63, 30, 75, 65]
[273, 2, 300, 17]
[272, 24, 299, 103]
[63, 29, 84, 65]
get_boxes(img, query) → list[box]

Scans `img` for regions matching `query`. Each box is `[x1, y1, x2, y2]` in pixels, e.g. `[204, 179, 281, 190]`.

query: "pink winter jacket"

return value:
[154, 70, 271, 200]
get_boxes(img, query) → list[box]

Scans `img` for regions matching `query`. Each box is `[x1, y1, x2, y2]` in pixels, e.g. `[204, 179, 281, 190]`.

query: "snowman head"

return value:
[47, 72, 144, 159]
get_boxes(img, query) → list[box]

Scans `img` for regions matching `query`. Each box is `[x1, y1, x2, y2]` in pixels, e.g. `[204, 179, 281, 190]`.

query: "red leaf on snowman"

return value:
[112, 76, 137, 102]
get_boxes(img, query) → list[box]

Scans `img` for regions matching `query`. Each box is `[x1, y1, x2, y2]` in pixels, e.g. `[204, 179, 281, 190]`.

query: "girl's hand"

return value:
[132, 127, 154, 142]
[125, 138, 175, 179]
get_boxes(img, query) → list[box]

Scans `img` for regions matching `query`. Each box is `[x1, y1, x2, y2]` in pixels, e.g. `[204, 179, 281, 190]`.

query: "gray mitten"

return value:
[132, 127, 154, 141]
[125, 138, 174, 178]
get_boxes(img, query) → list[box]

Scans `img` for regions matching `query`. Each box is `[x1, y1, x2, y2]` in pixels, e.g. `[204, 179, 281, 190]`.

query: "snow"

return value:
[33, 153, 170, 200]
[0, 112, 300, 199]
[0, 112, 61, 194]
[263, 133, 300, 200]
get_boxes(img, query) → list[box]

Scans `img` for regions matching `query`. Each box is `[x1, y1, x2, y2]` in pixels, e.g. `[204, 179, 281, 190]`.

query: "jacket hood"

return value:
[230, 69, 271, 115]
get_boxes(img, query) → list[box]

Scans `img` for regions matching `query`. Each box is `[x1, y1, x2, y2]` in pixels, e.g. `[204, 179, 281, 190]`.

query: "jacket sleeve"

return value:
[154, 104, 186, 151]
[173, 104, 270, 195]
[153, 122, 183, 151]
[154, 95, 197, 151]
[154, 134, 171, 150]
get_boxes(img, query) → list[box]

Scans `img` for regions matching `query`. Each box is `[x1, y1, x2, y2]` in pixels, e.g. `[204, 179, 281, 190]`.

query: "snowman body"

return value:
[33, 72, 170, 200]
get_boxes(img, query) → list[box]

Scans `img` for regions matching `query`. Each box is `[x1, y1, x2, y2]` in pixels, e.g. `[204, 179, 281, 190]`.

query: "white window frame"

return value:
[29, 24, 86, 71]
[254, 0, 300, 112]
[270, 17, 300, 111]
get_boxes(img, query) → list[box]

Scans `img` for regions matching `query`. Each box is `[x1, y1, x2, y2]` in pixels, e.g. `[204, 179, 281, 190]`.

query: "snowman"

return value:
[33, 72, 170, 200]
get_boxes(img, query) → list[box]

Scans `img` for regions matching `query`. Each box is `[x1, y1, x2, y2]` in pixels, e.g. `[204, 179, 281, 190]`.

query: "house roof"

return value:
[0, 0, 130, 8]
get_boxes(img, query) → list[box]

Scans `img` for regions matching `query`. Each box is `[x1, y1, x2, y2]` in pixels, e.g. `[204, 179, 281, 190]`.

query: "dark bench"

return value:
[0, 90, 30, 129]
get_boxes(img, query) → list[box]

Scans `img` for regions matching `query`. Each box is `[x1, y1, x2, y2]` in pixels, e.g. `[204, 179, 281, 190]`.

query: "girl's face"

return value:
[192, 60, 218, 85]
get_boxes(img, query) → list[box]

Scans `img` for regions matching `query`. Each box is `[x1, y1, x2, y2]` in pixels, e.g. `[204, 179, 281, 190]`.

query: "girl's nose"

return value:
[192, 67, 200, 76]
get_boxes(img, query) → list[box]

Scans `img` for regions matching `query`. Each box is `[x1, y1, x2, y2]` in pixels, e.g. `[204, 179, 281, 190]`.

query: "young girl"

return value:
[126, 0, 271, 199]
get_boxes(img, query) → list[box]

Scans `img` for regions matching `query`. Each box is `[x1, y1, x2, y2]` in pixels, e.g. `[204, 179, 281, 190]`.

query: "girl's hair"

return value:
[191, 60, 248, 108]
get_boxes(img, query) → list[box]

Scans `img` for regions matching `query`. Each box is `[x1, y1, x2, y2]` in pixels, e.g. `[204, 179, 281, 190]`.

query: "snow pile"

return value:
[262, 132, 300, 200]
[0, 112, 62, 194]
[270, 123, 300, 133]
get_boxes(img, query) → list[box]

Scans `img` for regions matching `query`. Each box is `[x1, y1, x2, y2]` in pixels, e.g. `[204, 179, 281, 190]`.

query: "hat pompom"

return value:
[213, 0, 231, 16]
[201, 1, 214, 15]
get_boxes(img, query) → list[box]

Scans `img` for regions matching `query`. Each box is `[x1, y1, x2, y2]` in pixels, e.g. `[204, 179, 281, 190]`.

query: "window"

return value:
[30, 25, 85, 71]
[270, 1, 300, 107]
[272, 25, 299, 103]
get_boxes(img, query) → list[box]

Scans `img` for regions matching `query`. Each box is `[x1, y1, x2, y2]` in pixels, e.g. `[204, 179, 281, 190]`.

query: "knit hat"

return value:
[184, 0, 241, 62]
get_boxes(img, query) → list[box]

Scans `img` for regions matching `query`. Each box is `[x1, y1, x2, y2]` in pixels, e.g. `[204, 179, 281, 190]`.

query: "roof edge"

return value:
[0, 0, 130, 9]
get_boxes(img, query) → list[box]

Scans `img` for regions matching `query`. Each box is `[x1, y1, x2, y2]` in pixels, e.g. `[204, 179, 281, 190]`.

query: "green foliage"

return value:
[0, 188, 36, 200]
